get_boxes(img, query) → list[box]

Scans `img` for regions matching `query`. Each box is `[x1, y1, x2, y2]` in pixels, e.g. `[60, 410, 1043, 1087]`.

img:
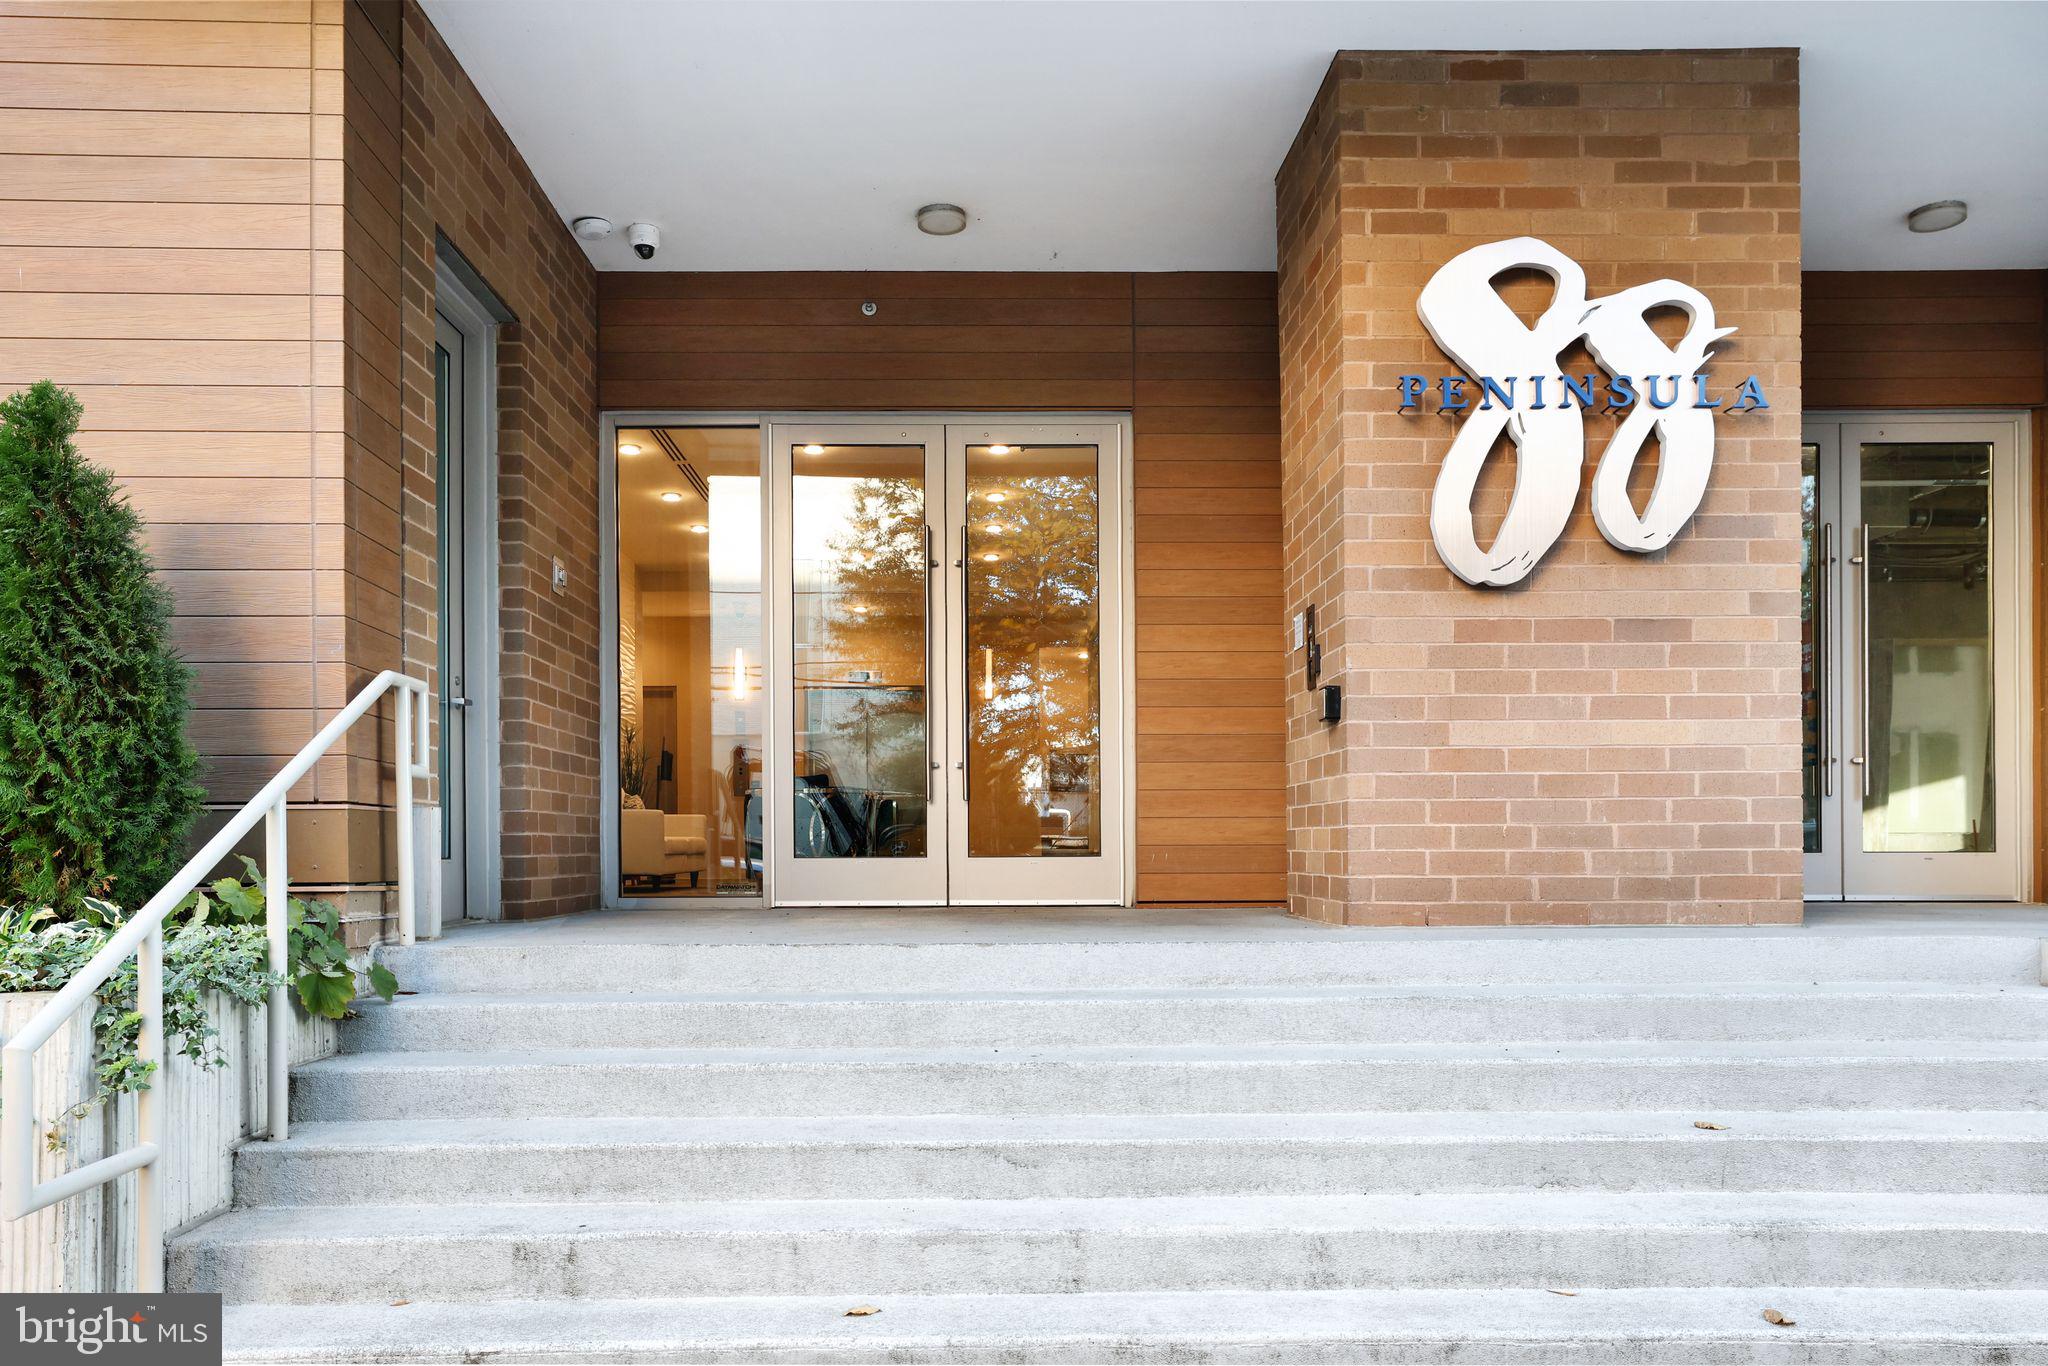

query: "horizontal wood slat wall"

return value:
[1805, 270, 2047, 409]
[0, 0, 345, 812]
[599, 271, 1286, 904]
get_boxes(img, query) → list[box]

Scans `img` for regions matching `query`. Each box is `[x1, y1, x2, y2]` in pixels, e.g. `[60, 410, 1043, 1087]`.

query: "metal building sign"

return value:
[1398, 236, 1770, 587]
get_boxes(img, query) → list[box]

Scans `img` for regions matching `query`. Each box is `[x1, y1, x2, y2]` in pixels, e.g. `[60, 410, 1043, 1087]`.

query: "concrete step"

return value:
[218, 1287, 2048, 1364]
[170, 1191, 2048, 1303]
[377, 931, 2047, 994]
[341, 982, 2048, 1051]
[231, 1110, 2048, 1205]
[290, 1040, 2048, 1120]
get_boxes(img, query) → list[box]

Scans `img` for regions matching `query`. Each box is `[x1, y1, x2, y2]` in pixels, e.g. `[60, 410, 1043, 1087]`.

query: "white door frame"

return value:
[597, 411, 1137, 910]
[431, 253, 506, 925]
[1803, 410, 2032, 902]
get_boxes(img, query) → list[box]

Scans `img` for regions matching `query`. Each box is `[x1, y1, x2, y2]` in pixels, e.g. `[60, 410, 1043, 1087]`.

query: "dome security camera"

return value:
[626, 222, 660, 260]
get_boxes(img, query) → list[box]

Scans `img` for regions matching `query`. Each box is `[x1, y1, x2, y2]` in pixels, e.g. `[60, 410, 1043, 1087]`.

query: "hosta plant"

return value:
[179, 857, 397, 1019]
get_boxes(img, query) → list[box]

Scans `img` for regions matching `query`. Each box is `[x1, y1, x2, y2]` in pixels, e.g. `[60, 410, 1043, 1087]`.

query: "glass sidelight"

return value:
[1803, 417, 2023, 900]
[611, 425, 765, 900]
[768, 421, 1125, 906]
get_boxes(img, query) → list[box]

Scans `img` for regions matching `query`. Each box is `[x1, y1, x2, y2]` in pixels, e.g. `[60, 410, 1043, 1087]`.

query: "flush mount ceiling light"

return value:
[986, 444, 1013, 455]
[916, 203, 969, 236]
[801, 443, 825, 456]
[985, 523, 1005, 534]
[985, 491, 1007, 504]
[981, 551, 1000, 562]
[617, 442, 641, 456]
[571, 216, 614, 241]
[688, 523, 708, 534]
[1906, 200, 1969, 233]
[659, 491, 683, 503]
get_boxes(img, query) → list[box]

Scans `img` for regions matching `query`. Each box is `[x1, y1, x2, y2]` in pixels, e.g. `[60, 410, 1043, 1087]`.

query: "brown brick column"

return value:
[1276, 51, 1803, 927]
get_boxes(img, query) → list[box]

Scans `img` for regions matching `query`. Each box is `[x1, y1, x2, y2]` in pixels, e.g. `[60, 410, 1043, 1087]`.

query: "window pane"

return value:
[1860, 442, 1994, 854]
[790, 444, 929, 859]
[964, 443, 1102, 859]
[616, 426, 763, 897]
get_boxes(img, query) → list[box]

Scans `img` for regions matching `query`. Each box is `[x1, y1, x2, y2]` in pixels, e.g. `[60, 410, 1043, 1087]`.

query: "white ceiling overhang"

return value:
[424, 0, 2048, 273]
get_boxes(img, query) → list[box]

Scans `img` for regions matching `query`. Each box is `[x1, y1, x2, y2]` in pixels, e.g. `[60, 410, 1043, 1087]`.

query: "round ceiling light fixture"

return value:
[659, 491, 683, 504]
[916, 203, 969, 236]
[571, 216, 614, 242]
[801, 443, 825, 456]
[617, 442, 641, 456]
[1906, 200, 1968, 233]
[688, 523, 708, 534]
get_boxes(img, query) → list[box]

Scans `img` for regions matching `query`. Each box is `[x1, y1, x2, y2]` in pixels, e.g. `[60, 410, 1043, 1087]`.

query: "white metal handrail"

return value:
[1, 669, 428, 1292]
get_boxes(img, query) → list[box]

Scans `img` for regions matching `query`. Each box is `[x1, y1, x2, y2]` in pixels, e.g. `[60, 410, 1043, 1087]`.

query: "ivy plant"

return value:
[2, 868, 401, 1149]
[1, 901, 273, 1144]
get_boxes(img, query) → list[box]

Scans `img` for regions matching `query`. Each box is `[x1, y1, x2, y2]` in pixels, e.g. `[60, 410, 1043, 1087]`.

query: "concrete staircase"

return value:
[171, 918, 2048, 1363]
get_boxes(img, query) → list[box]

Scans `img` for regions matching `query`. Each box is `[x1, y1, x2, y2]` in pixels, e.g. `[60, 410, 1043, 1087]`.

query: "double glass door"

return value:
[1803, 416, 2024, 899]
[767, 421, 1125, 905]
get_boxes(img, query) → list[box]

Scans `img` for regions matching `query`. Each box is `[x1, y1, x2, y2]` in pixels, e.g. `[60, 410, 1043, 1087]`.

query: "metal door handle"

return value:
[1816, 521, 1831, 797]
[1850, 523, 1870, 797]
[959, 533, 971, 802]
[923, 523, 935, 803]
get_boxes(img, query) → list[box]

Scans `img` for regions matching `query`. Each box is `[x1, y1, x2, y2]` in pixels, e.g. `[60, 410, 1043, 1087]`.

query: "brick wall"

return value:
[346, 0, 600, 921]
[1275, 51, 1804, 926]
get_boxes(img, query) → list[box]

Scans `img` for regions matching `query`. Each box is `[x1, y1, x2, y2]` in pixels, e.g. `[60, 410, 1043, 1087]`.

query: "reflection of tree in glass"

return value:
[969, 467, 1100, 856]
[818, 477, 927, 805]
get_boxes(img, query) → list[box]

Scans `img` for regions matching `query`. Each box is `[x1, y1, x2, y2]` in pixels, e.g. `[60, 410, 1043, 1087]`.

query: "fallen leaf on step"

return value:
[1547, 1290, 1578, 1297]
[844, 1306, 881, 1317]
[1763, 1308, 1795, 1326]
[389, 1300, 410, 1308]
[1694, 1120, 1729, 1131]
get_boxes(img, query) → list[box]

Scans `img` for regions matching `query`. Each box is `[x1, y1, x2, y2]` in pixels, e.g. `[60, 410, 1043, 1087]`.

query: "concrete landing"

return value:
[429, 901, 2048, 945]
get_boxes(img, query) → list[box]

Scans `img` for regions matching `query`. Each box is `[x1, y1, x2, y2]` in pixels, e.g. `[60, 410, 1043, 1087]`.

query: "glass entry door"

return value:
[767, 420, 1125, 906]
[1803, 416, 2025, 900]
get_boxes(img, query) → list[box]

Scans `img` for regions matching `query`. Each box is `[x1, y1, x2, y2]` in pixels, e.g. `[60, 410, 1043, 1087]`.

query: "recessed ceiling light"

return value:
[981, 552, 999, 562]
[916, 203, 968, 236]
[985, 523, 1004, 534]
[986, 491, 1007, 504]
[802, 444, 825, 456]
[617, 442, 641, 456]
[1906, 199, 1968, 233]
[688, 523, 708, 534]
[987, 444, 1012, 455]
[851, 603, 869, 615]
[1078, 650, 1090, 661]
[660, 491, 683, 503]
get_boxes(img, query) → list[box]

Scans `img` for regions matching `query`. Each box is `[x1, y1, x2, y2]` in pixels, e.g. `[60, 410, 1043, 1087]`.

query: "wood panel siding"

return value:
[0, 0, 343, 812]
[598, 271, 1287, 904]
[1805, 271, 2048, 409]
[1132, 273, 1286, 905]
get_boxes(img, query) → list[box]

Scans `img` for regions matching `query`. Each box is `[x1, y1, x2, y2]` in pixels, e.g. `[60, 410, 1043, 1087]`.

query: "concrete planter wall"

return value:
[0, 990, 338, 1293]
